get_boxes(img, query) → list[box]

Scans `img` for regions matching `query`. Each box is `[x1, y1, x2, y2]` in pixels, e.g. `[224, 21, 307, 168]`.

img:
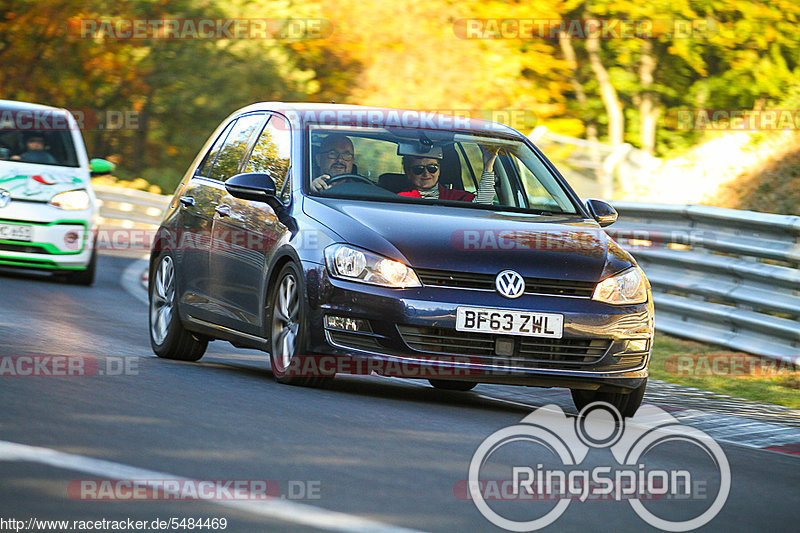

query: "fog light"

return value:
[626, 339, 650, 352]
[64, 231, 79, 244]
[325, 315, 371, 332]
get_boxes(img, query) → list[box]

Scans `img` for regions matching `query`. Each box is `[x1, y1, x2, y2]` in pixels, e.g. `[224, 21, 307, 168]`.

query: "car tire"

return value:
[429, 379, 477, 391]
[61, 248, 97, 286]
[267, 262, 328, 387]
[571, 379, 647, 418]
[149, 253, 207, 361]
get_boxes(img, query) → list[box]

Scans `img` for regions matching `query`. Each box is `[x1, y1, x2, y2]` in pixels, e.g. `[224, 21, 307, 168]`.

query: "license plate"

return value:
[456, 306, 563, 338]
[0, 224, 33, 241]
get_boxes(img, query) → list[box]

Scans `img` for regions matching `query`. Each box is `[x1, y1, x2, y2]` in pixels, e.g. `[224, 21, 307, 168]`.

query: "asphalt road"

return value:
[0, 255, 798, 532]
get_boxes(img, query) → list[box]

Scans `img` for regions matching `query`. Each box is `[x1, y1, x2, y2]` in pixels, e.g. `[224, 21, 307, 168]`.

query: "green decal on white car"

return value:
[0, 170, 83, 201]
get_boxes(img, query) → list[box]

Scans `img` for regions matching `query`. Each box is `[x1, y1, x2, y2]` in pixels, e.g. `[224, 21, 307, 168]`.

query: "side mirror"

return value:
[225, 172, 280, 207]
[585, 199, 618, 227]
[89, 158, 115, 176]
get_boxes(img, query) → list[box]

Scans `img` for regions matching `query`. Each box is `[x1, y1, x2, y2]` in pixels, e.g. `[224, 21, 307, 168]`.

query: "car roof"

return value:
[230, 102, 523, 137]
[0, 99, 69, 114]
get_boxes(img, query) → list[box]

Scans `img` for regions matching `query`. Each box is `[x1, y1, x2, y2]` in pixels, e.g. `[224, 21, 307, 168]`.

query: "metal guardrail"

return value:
[93, 185, 799, 361]
[609, 202, 800, 363]
[93, 184, 170, 227]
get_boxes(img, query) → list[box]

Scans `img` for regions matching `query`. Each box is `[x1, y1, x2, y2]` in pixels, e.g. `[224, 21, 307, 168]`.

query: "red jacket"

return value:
[397, 185, 474, 202]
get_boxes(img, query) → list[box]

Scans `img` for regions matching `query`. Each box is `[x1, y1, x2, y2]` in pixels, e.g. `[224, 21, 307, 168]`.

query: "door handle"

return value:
[215, 205, 231, 217]
[179, 196, 195, 207]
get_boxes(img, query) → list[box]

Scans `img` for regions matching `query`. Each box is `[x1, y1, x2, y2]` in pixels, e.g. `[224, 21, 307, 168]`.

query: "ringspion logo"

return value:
[466, 403, 730, 531]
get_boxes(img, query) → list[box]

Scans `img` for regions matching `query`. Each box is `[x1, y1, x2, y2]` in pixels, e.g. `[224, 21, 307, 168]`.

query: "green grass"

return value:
[649, 334, 800, 409]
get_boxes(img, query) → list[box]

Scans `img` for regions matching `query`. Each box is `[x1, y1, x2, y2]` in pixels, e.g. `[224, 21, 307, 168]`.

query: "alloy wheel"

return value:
[150, 255, 175, 345]
[271, 271, 300, 372]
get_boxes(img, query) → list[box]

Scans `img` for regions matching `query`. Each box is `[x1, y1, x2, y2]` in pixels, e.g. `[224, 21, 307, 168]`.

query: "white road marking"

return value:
[0, 439, 426, 533]
[120, 258, 149, 305]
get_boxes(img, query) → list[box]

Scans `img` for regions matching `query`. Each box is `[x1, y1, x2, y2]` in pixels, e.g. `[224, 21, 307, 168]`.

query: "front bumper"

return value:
[301, 262, 653, 393]
[0, 201, 95, 271]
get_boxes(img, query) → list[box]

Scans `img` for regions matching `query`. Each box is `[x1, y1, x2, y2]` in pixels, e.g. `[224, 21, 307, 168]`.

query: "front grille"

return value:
[518, 337, 610, 364]
[415, 268, 596, 298]
[0, 242, 50, 254]
[397, 325, 611, 370]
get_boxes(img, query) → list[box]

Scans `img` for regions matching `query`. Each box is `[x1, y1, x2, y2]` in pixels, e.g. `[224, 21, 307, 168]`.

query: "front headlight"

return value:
[324, 244, 421, 288]
[49, 189, 90, 210]
[592, 267, 648, 305]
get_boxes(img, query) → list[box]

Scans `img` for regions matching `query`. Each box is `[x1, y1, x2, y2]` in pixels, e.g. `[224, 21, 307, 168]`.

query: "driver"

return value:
[11, 133, 57, 164]
[310, 134, 355, 192]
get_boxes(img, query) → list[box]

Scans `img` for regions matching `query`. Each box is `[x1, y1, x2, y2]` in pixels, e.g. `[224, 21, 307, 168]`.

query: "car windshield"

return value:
[0, 129, 79, 167]
[307, 125, 580, 215]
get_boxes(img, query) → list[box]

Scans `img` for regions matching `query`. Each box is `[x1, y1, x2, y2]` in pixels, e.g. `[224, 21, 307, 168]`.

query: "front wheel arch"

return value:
[265, 261, 328, 387]
[261, 246, 305, 336]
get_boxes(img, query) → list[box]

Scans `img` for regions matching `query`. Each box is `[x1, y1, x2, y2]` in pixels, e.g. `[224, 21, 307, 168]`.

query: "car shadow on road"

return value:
[186, 352, 544, 416]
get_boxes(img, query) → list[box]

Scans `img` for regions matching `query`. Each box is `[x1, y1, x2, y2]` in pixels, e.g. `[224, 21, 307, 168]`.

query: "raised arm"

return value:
[473, 146, 499, 204]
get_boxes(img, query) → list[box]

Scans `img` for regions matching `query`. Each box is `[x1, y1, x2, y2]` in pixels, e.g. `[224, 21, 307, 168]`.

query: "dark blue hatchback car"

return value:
[149, 103, 653, 416]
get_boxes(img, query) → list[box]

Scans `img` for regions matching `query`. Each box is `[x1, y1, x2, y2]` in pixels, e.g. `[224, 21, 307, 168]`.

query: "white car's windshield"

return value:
[308, 125, 580, 215]
[0, 129, 79, 167]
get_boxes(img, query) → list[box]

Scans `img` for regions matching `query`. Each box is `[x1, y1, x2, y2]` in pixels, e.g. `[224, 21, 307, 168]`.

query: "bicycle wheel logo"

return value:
[468, 403, 730, 532]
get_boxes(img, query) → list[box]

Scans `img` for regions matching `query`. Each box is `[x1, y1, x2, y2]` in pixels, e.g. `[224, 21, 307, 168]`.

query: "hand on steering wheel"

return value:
[325, 173, 373, 185]
[312, 173, 374, 192]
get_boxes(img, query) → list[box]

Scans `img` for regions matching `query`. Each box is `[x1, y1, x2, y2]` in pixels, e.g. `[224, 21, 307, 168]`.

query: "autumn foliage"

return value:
[2, 0, 799, 193]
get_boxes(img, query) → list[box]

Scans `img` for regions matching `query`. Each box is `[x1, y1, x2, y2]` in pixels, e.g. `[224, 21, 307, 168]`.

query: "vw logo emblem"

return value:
[0, 190, 10, 208]
[495, 270, 525, 299]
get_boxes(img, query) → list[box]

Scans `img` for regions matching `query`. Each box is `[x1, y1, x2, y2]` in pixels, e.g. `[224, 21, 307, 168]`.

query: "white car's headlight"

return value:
[49, 190, 90, 210]
[325, 244, 421, 288]
[592, 267, 648, 305]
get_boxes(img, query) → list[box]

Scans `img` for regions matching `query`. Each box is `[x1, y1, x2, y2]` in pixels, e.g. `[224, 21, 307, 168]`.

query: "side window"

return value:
[196, 120, 236, 178]
[207, 113, 265, 182]
[513, 152, 575, 213]
[245, 114, 291, 201]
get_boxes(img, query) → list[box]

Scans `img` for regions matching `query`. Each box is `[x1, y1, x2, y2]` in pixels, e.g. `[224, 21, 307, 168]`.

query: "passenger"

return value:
[311, 135, 499, 205]
[11, 134, 57, 164]
[310, 134, 355, 192]
[398, 146, 498, 204]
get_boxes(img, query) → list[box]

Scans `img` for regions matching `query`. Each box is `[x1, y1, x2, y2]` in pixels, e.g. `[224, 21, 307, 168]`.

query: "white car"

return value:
[0, 99, 107, 285]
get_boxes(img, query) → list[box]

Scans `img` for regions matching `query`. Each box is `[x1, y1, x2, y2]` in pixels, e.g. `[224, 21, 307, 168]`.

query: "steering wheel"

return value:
[326, 173, 374, 186]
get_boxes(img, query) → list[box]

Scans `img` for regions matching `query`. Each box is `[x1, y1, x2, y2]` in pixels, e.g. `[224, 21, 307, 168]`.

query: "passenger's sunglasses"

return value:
[410, 164, 440, 175]
[323, 150, 354, 161]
